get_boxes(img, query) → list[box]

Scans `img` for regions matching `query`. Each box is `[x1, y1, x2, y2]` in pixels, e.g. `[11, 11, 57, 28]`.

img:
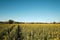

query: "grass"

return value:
[0, 24, 60, 40]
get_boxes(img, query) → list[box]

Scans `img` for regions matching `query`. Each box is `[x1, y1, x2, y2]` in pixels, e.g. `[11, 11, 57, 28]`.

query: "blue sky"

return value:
[0, 0, 60, 22]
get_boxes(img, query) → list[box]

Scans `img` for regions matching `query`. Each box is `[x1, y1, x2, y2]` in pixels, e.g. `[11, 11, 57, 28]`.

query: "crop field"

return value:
[0, 24, 60, 40]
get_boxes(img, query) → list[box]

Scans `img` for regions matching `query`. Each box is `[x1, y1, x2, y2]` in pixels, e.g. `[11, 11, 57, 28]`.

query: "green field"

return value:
[0, 24, 60, 40]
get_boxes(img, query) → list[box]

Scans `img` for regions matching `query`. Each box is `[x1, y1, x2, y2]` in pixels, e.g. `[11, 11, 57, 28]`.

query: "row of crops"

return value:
[0, 24, 23, 40]
[0, 24, 60, 40]
[20, 24, 60, 40]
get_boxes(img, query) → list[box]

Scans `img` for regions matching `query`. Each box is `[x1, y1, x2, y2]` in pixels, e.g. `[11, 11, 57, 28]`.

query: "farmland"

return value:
[0, 24, 60, 40]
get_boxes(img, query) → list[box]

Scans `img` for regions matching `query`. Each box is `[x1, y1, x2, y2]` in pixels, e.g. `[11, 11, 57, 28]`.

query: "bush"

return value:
[8, 20, 14, 24]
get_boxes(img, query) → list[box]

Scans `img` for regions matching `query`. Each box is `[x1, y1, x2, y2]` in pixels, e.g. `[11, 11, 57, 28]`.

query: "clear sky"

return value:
[0, 0, 60, 22]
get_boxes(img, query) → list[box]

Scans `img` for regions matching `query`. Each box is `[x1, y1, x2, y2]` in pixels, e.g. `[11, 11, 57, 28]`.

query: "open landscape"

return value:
[0, 0, 60, 40]
[0, 23, 60, 40]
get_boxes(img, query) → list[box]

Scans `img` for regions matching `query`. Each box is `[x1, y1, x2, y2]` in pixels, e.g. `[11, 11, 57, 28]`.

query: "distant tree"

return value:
[53, 21, 56, 24]
[0, 22, 3, 24]
[8, 20, 14, 24]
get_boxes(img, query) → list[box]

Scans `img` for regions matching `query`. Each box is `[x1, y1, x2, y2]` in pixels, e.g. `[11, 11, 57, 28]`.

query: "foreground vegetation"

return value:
[0, 24, 60, 40]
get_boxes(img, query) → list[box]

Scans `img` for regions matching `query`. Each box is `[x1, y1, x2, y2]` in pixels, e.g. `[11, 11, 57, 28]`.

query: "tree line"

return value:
[0, 20, 60, 24]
